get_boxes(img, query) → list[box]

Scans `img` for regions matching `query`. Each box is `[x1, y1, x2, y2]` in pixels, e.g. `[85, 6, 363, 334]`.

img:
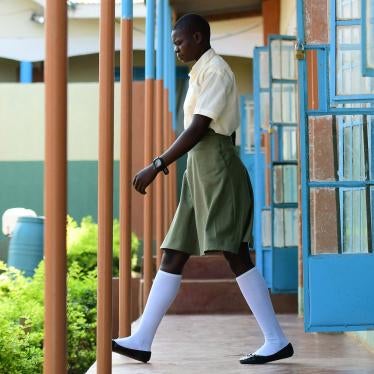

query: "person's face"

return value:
[171, 28, 201, 63]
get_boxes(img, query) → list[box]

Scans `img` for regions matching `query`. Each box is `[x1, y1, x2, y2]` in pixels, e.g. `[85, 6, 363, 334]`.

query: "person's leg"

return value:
[223, 242, 255, 276]
[224, 243, 291, 362]
[113, 249, 189, 360]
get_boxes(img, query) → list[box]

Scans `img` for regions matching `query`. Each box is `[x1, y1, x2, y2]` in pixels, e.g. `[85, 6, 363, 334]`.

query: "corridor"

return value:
[87, 314, 374, 373]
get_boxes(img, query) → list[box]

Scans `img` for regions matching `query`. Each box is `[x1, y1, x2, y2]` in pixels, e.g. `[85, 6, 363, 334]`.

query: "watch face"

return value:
[154, 158, 162, 168]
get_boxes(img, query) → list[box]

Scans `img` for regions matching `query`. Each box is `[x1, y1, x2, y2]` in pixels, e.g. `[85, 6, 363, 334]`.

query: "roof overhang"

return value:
[0, 1, 263, 61]
[170, 0, 262, 19]
[31, 0, 147, 18]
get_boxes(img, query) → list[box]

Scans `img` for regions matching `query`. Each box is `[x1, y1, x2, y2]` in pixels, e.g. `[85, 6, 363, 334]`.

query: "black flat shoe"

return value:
[239, 342, 294, 364]
[112, 340, 151, 363]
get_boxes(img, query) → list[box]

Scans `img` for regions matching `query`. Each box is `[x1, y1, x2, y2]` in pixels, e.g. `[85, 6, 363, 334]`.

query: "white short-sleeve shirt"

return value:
[183, 48, 239, 136]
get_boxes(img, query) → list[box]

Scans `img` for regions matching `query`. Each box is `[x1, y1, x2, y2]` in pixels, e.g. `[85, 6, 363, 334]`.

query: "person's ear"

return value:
[193, 31, 203, 44]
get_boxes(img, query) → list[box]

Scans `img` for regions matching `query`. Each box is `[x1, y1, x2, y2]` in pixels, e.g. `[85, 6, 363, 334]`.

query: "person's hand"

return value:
[132, 165, 158, 195]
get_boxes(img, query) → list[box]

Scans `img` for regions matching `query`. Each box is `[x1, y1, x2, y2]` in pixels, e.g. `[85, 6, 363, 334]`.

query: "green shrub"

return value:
[67, 216, 140, 275]
[0, 263, 44, 373]
[0, 261, 97, 374]
[0, 216, 139, 373]
[66, 262, 97, 373]
[0, 216, 140, 373]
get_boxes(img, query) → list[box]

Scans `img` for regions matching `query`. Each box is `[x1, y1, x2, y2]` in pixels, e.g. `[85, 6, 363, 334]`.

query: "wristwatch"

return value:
[152, 157, 169, 175]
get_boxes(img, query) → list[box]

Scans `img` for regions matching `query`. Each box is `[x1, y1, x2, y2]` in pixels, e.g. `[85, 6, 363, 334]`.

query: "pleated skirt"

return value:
[161, 129, 253, 256]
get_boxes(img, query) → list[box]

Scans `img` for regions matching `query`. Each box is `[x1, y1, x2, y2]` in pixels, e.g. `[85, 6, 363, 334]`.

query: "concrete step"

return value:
[142, 253, 256, 280]
[181, 254, 234, 279]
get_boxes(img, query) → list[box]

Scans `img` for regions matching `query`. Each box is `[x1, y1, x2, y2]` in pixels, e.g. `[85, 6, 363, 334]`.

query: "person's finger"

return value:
[132, 175, 138, 186]
[135, 177, 142, 191]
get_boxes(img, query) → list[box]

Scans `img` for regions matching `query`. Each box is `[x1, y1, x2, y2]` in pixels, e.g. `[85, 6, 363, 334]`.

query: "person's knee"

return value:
[160, 249, 190, 275]
[223, 244, 254, 277]
[223, 251, 243, 275]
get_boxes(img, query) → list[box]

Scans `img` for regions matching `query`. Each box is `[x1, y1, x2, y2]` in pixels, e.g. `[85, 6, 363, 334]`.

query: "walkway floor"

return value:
[87, 314, 374, 373]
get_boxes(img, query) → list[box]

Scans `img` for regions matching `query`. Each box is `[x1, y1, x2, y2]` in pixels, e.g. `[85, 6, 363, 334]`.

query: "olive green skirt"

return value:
[161, 129, 253, 256]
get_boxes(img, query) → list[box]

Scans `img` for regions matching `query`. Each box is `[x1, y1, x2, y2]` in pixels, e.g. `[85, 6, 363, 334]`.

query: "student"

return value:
[112, 13, 293, 365]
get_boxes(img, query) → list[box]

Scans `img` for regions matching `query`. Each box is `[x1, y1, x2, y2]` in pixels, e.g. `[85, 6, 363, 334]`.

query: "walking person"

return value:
[112, 13, 294, 365]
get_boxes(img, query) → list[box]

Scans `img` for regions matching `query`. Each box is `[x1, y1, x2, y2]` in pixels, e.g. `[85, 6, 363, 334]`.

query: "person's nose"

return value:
[174, 45, 179, 53]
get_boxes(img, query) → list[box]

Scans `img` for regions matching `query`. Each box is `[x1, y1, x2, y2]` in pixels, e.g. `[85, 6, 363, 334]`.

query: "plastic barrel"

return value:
[7, 216, 44, 277]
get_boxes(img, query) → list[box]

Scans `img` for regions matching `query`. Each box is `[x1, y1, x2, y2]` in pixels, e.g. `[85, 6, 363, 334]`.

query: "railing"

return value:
[43, 0, 177, 372]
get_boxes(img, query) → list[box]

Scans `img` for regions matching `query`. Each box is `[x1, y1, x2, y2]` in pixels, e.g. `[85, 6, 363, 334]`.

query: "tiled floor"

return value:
[87, 314, 374, 373]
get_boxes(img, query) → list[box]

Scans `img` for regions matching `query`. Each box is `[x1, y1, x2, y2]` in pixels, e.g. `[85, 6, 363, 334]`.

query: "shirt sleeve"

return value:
[193, 70, 232, 121]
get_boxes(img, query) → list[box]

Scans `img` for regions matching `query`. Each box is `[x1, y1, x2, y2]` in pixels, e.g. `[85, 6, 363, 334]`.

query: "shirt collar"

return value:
[189, 48, 216, 79]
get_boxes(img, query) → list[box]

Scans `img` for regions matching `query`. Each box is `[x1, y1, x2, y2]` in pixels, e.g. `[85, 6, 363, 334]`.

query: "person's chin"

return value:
[177, 54, 185, 63]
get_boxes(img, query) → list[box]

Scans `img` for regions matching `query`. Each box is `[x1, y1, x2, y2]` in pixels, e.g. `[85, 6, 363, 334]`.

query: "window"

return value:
[331, 0, 374, 101]
[362, 0, 374, 76]
[242, 98, 255, 153]
[308, 113, 374, 254]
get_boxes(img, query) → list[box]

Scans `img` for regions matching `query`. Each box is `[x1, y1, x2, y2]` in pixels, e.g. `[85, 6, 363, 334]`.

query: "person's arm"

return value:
[133, 114, 212, 194]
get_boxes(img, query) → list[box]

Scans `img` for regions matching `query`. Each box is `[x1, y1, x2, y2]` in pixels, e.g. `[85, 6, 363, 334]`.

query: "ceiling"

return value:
[170, 0, 262, 19]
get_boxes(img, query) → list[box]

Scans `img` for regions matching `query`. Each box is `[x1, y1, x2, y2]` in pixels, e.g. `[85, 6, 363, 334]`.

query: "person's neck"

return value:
[195, 45, 211, 62]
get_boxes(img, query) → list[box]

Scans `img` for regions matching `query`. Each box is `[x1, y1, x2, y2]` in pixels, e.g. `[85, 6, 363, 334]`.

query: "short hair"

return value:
[173, 13, 211, 41]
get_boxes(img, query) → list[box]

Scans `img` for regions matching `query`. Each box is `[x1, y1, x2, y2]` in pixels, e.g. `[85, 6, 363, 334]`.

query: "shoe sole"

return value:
[112, 340, 151, 363]
[240, 343, 294, 364]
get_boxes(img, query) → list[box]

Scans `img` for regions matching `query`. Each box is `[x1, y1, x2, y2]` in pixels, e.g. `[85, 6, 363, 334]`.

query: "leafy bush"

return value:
[0, 261, 97, 373]
[67, 216, 140, 275]
[0, 216, 140, 373]
[0, 263, 44, 373]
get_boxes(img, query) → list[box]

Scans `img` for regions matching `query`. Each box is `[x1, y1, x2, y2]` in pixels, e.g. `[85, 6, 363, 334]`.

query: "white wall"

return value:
[280, 0, 297, 36]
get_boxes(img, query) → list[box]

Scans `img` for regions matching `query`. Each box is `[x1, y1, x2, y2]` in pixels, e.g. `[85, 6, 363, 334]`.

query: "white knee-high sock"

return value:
[115, 270, 181, 351]
[236, 267, 289, 356]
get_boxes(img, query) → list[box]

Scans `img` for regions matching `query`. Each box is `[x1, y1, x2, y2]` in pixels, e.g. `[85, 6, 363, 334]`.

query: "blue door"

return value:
[268, 35, 298, 293]
[252, 38, 299, 293]
[240, 95, 255, 177]
[297, 0, 374, 331]
[253, 46, 272, 287]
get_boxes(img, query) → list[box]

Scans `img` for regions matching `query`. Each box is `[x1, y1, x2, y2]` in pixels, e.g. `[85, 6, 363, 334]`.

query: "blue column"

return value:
[20, 61, 33, 83]
[165, 3, 176, 130]
[145, 0, 155, 79]
[122, 0, 132, 19]
[169, 11, 176, 130]
[156, 0, 164, 80]
[163, 0, 169, 91]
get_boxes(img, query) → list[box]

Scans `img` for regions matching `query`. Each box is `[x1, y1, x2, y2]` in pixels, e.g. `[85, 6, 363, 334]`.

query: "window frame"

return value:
[339, 186, 371, 253]
[361, 0, 374, 76]
[330, 0, 374, 103]
[240, 95, 255, 154]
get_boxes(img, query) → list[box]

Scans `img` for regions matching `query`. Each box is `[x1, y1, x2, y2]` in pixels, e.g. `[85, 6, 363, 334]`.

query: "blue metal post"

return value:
[122, 0, 132, 18]
[296, 0, 310, 325]
[163, 0, 170, 93]
[155, 0, 165, 268]
[20, 61, 33, 83]
[143, 0, 155, 303]
[156, 0, 164, 81]
[168, 4, 176, 130]
[145, 0, 155, 80]
[253, 48, 264, 276]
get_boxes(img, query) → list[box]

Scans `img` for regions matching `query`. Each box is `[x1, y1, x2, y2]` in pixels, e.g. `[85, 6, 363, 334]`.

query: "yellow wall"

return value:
[223, 56, 253, 96]
[0, 54, 252, 161]
[0, 83, 125, 161]
[280, 0, 297, 36]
